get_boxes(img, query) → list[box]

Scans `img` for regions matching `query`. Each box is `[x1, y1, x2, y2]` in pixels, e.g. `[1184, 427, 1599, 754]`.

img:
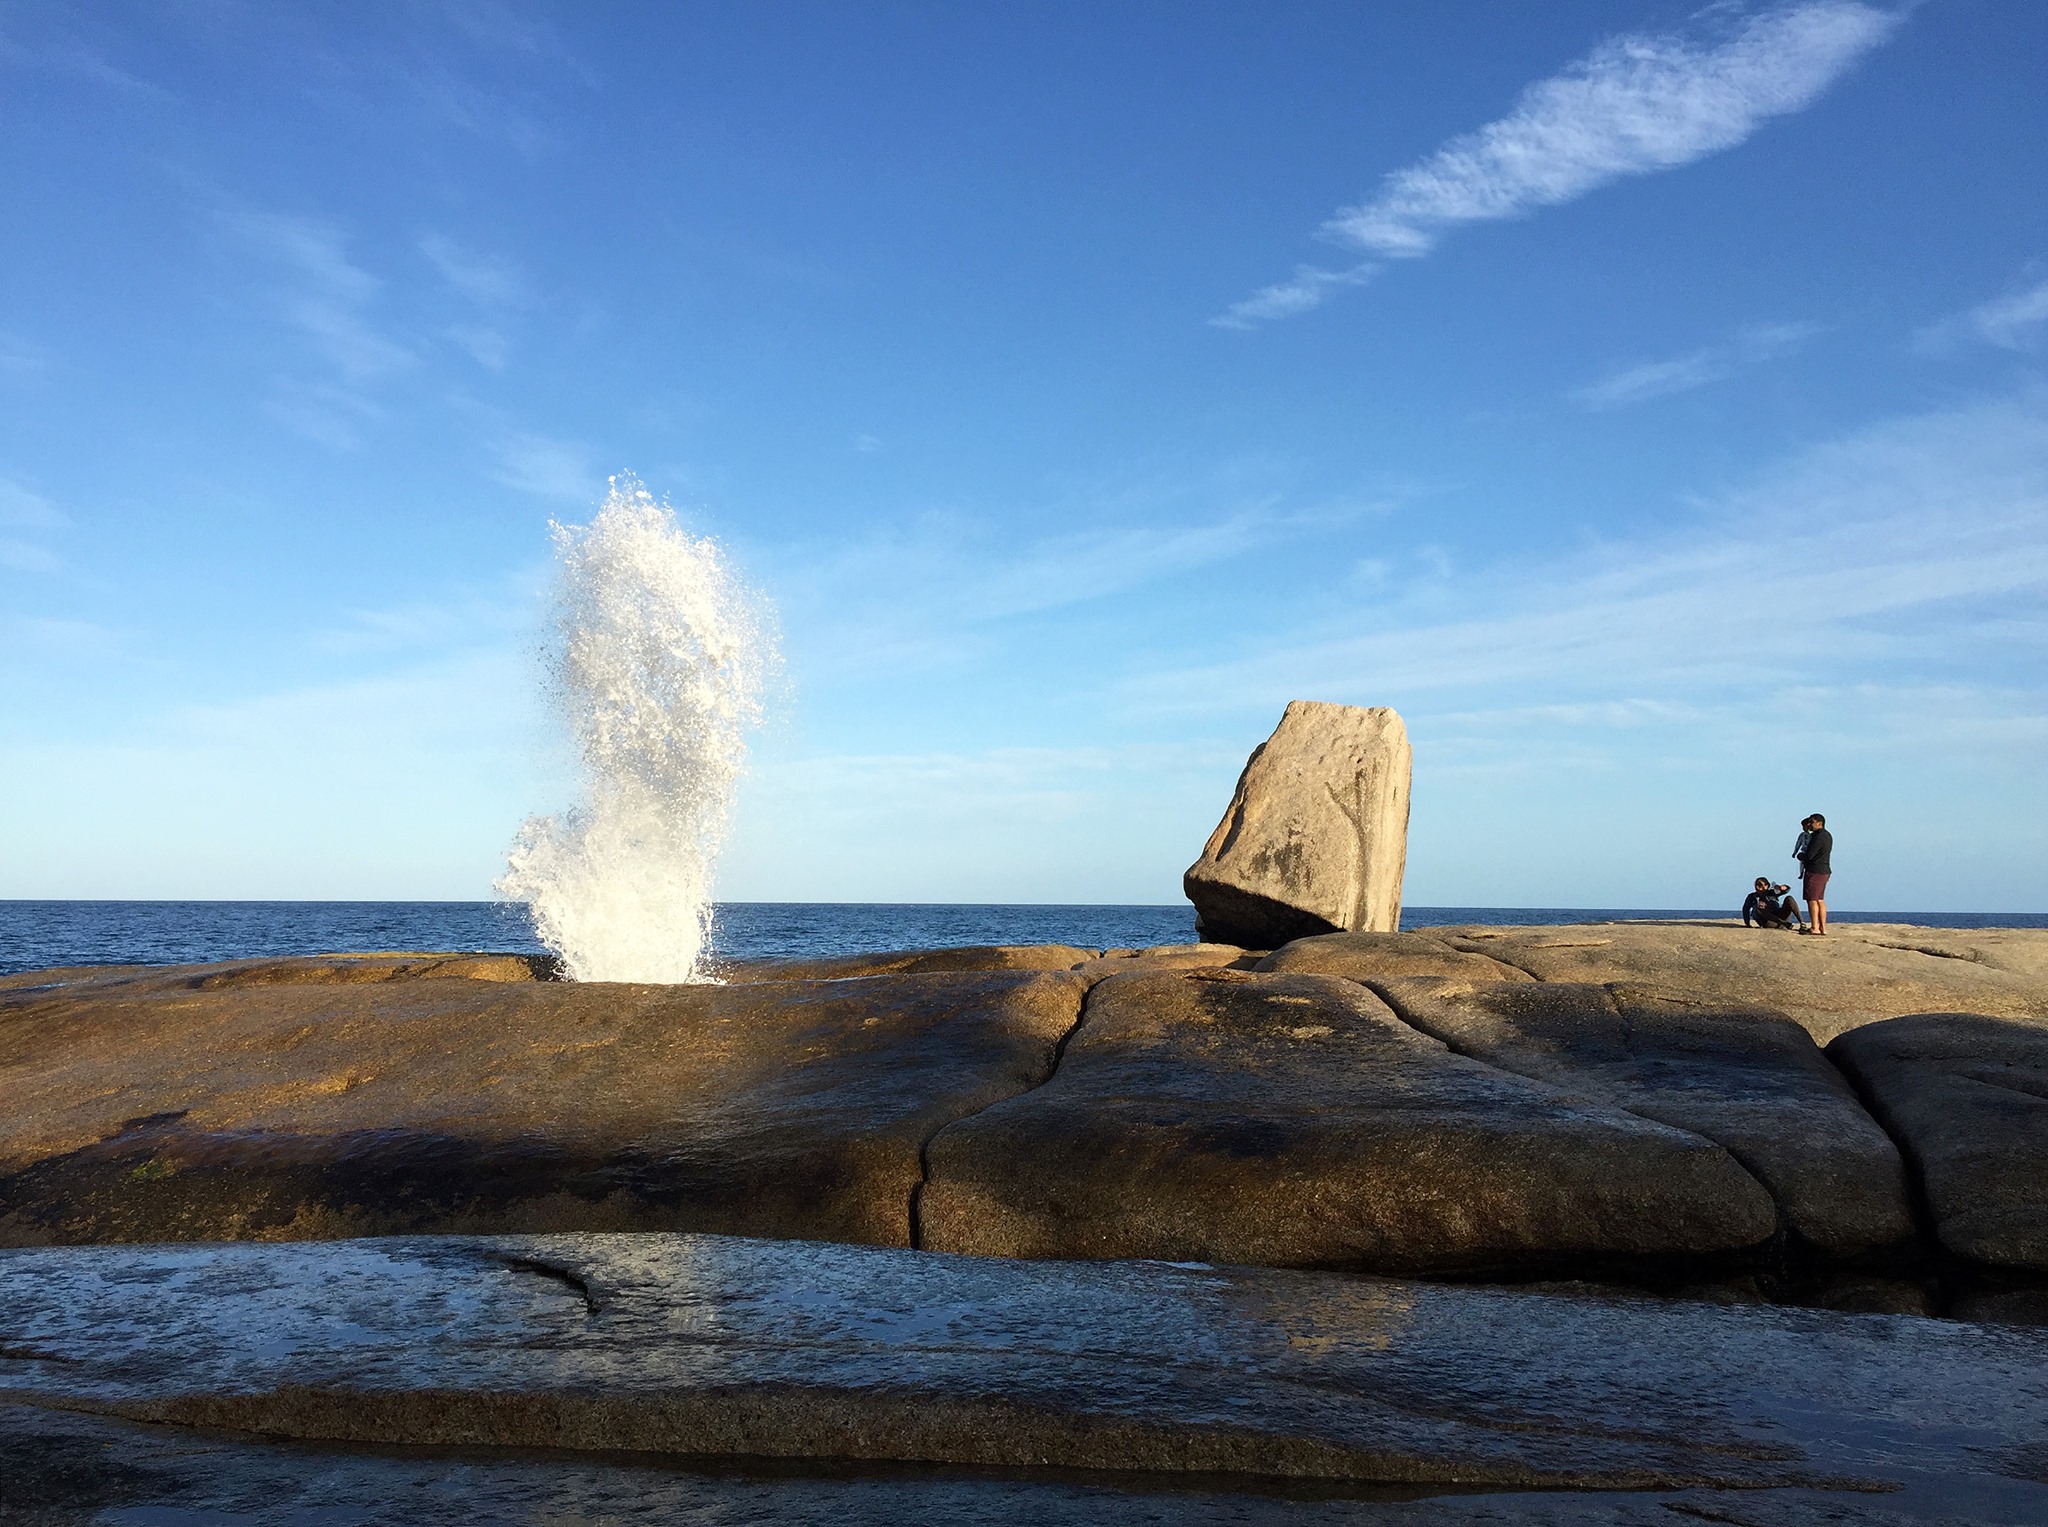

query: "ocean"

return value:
[2, 900, 2043, 978]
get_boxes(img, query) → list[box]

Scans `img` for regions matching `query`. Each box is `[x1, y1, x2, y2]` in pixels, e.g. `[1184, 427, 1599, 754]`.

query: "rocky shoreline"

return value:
[3, 919, 2046, 1519]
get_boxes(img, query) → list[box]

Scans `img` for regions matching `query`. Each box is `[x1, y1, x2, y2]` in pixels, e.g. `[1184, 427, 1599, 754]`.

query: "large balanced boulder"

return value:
[1829, 1013, 2048, 1271]
[1429, 921, 2048, 1043]
[1376, 977, 1915, 1257]
[920, 969, 1775, 1273]
[1183, 701, 1411, 948]
[0, 959, 1083, 1248]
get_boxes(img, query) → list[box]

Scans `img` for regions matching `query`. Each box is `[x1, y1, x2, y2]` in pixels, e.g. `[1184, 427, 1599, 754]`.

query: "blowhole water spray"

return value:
[498, 475, 777, 982]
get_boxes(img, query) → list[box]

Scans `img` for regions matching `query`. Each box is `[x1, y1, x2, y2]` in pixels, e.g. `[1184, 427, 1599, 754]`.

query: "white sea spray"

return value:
[498, 475, 777, 982]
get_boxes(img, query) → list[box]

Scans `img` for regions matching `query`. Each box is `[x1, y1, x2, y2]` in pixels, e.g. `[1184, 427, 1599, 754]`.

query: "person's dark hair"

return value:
[1755, 877, 1770, 888]
[1809, 813, 1825, 827]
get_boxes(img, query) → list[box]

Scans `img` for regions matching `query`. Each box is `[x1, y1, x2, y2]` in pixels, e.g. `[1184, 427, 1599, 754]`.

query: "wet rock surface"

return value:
[6, 1402, 2045, 1527]
[1830, 1013, 2048, 1272]
[0, 964, 1082, 1248]
[1376, 977, 1916, 1257]
[1184, 701, 1413, 948]
[2, 1230, 2047, 1518]
[920, 970, 1776, 1271]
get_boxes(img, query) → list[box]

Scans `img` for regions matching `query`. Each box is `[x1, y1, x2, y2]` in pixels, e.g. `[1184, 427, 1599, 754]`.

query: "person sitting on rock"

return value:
[1742, 877, 1801, 930]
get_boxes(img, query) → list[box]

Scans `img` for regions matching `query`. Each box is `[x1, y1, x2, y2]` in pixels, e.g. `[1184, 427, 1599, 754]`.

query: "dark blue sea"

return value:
[2, 901, 2043, 978]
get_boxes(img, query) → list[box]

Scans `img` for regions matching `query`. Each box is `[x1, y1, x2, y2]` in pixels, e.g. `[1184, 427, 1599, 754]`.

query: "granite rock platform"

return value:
[4, 923, 2043, 1301]
[4, 922, 2048, 1520]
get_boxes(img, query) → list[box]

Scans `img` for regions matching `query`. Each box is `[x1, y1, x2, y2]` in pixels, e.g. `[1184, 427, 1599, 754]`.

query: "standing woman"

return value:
[1796, 814, 1833, 936]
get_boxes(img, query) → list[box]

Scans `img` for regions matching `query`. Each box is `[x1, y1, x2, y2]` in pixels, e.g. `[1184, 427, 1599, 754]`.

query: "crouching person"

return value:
[1742, 877, 1802, 930]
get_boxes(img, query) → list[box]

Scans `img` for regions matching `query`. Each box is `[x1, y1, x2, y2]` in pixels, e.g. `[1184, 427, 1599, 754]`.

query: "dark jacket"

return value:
[1744, 888, 1795, 926]
[1797, 828, 1833, 875]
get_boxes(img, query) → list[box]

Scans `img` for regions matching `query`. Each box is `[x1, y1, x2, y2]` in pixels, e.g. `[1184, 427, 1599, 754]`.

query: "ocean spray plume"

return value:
[498, 475, 777, 982]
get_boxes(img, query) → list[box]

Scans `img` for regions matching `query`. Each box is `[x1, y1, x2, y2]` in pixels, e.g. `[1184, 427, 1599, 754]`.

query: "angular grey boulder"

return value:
[920, 969, 1776, 1272]
[1183, 701, 1411, 949]
[1829, 1013, 2048, 1271]
[1376, 977, 1916, 1257]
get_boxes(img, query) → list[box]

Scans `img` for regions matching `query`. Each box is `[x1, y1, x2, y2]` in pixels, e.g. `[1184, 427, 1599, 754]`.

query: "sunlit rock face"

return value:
[1425, 920, 2048, 1043]
[0, 958, 1083, 1248]
[1375, 975, 1918, 1258]
[919, 968, 1777, 1270]
[3, 927, 2046, 1305]
[1184, 701, 1412, 949]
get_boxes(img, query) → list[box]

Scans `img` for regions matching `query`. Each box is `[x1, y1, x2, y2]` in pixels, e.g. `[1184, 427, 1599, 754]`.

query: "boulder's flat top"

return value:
[1, 1229, 2045, 1520]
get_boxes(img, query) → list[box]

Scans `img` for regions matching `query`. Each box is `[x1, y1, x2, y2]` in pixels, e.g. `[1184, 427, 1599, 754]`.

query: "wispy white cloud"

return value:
[494, 434, 598, 501]
[1332, 2, 1900, 257]
[420, 233, 528, 307]
[311, 565, 545, 656]
[418, 236, 526, 369]
[1124, 390, 2048, 715]
[0, 478, 66, 530]
[0, 478, 67, 574]
[261, 380, 386, 451]
[725, 740, 1239, 902]
[0, 540, 60, 574]
[2, 615, 116, 654]
[447, 324, 512, 370]
[0, 24, 170, 97]
[1570, 320, 1820, 409]
[1210, 263, 1378, 331]
[226, 211, 414, 385]
[765, 491, 1382, 678]
[1918, 274, 2048, 354]
[1221, 3, 1902, 326]
[0, 332, 47, 380]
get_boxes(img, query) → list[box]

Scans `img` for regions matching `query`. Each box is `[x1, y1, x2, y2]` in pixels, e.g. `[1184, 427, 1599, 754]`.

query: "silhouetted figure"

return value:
[1742, 876, 1801, 930]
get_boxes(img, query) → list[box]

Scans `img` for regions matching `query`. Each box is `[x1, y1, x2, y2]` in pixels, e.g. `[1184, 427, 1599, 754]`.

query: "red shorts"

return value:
[1803, 872, 1830, 902]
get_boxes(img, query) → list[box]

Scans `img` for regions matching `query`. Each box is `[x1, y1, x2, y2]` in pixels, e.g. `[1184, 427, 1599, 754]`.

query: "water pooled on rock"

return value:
[498, 476, 776, 982]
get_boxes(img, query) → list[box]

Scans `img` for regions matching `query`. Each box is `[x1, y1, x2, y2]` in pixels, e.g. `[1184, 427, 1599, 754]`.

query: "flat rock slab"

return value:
[921, 970, 1776, 1272]
[1256, 930, 1534, 983]
[713, 945, 1100, 982]
[1070, 942, 1261, 982]
[1377, 977, 1916, 1257]
[0, 962, 1083, 1248]
[1429, 923, 2048, 1043]
[4, 1231, 2048, 1512]
[1830, 1014, 2048, 1272]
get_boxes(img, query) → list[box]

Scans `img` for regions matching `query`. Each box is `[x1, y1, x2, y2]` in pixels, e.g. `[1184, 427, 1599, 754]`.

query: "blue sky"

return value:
[2, 0, 2044, 910]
